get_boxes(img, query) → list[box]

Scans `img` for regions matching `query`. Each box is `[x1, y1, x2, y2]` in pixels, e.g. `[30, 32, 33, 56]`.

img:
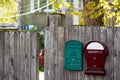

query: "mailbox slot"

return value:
[64, 40, 83, 70]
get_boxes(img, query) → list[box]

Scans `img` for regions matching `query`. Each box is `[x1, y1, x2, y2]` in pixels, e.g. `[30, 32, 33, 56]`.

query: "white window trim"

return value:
[0, 24, 18, 29]
[30, 0, 34, 11]
[43, 0, 54, 12]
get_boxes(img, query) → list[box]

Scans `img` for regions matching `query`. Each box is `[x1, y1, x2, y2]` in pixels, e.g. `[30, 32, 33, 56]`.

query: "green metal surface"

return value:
[64, 40, 83, 70]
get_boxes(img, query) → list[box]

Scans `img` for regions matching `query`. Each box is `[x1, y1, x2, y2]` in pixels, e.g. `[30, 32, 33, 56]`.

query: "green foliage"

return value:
[0, 0, 18, 24]
[50, 0, 80, 15]
[50, 0, 120, 26]
[49, 0, 84, 25]
[85, 0, 120, 26]
[39, 65, 44, 72]
[38, 35, 44, 49]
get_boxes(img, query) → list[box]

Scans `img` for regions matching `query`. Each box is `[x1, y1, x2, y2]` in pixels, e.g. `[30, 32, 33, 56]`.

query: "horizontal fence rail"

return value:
[0, 31, 38, 80]
[45, 14, 120, 80]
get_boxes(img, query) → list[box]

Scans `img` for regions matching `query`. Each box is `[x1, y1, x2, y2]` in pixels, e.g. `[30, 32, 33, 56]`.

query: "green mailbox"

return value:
[64, 40, 83, 70]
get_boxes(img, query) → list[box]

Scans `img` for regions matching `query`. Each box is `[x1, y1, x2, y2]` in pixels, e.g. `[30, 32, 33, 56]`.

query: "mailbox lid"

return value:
[65, 40, 83, 58]
[84, 41, 108, 55]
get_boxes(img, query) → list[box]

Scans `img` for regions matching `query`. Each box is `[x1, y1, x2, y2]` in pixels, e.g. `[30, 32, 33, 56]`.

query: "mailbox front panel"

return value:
[64, 40, 83, 70]
[84, 41, 108, 75]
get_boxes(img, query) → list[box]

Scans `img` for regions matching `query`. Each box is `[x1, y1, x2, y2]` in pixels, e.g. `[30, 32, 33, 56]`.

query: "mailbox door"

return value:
[85, 51, 106, 69]
[64, 40, 83, 70]
[84, 41, 108, 75]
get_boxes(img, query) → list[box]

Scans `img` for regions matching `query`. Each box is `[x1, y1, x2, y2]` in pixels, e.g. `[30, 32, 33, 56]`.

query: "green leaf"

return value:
[86, 2, 96, 10]
[71, 11, 81, 16]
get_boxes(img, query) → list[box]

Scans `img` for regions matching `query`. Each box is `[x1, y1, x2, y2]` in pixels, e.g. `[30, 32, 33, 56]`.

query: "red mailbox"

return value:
[84, 41, 108, 75]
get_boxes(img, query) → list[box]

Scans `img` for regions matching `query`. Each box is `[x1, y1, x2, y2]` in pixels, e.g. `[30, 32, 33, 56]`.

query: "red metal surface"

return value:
[84, 41, 108, 75]
[39, 49, 44, 67]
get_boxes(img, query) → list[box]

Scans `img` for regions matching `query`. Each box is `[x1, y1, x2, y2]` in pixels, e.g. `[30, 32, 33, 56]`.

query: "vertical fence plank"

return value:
[24, 32, 31, 80]
[64, 27, 69, 42]
[100, 27, 107, 43]
[53, 23, 58, 80]
[93, 27, 100, 41]
[9, 32, 15, 80]
[78, 26, 85, 43]
[14, 32, 20, 80]
[19, 32, 25, 80]
[106, 27, 114, 80]
[0, 32, 4, 80]
[48, 22, 54, 80]
[114, 27, 120, 80]
[57, 27, 64, 80]
[4, 32, 10, 80]
[45, 28, 50, 80]
[31, 32, 37, 80]
[85, 27, 93, 43]
[49, 15, 58, 80]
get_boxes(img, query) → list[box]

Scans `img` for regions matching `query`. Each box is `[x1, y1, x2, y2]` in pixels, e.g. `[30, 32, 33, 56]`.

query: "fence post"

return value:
[45, 14, 65, 80]
[47, 13, 65, 27]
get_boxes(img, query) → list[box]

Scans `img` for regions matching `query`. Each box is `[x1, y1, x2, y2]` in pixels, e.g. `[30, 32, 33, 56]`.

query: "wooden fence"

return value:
[45, 14, 120, 80]
[0, 31, 39, 80]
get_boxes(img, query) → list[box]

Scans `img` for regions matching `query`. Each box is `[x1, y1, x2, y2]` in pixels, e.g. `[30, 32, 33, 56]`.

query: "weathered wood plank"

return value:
[45, 27, 50, 80]
[64, 27, 69, 42]
[53, 27, 58, 80]
[93, 27, 100, 41]
[31, 32, 37, 80]
[4, 32, 10, 80]
[78, 26, 85, 43]
[24, 32, 31, 80]
[100, 27, 107, 43]
[9, 32, 15, 80]
[85, 27, 93, 43]
[49, 15, 58, 80]
[3, 32, 10, 80]
[0, 32, 4, 80]
[106, 27, 114, 80]
[19, 32, 26, 80]
[14, 32, 20, 80]
[57, 27, 64, 80]
[71, 26, 79, 40]
[48, 25, 55, 80]
[114, 27, 120, 80]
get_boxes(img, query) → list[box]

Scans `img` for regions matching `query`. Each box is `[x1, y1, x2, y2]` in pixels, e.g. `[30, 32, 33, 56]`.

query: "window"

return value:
[31, 0, 54, 12]
[66, 0, 83, 10]
[0, 0, 19, 29]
